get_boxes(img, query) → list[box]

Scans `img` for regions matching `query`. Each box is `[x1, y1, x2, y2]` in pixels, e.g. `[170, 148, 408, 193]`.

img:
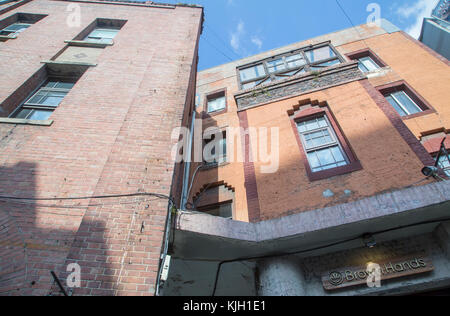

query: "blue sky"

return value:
[158, 0, 439, 70]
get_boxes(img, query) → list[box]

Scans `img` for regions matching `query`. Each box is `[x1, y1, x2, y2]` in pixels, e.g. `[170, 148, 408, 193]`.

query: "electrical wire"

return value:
[202, 37, 234, 62]
[204, 24, 241, 60]
[211, 216, 450, 296]
[335, 0, 372, 50]
[0, 192, 174, 204]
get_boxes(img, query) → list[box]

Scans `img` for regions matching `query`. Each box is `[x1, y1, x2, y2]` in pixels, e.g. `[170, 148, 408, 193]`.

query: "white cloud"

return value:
[251, 36, 263, 50]
[396, 0, 439, 38]
[230, 20, 245, 52]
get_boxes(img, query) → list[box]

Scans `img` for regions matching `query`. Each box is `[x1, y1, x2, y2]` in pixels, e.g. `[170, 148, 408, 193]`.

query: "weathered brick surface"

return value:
[194, 25, 448, 222]
[0, 0, 202, 296]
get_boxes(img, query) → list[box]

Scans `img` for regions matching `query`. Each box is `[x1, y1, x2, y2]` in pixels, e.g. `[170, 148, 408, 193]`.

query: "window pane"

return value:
[44, 81, 59, 88]
[437, 155, 450, 176]
[27, 91, 46, 104]
[240, 65, 266, 82]
[267, 58, 286, 73]
[359, 57, 379, 72]
[306, 46, 336, 63]
[286, 54, 305, 68]
[303, 129, 333, 149]
[312, 146, 348, 171]
[310, 59, 341, 71]
[207, 96, 226, 113]
[392, 91, 422, 115]
[386, 95, 408, 116]
[317, 116, 328, 128]
[304, 118, 320, 131]
[307, 152, 321, 171]
[4, 23, 30, 33]
[242, 81, 257, 90]
[14, 108, 32, 119]
[55, 82, 75, 89]
[88, 29, 118, 39]
[39, 91, 67, 107]
[85, 28, 119, 43]
[28, 109, 53, 120]
[358, 61, 369, 72]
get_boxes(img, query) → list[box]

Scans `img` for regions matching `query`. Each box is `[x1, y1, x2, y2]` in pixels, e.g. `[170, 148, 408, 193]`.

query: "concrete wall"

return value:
[0, 0, 202, 296]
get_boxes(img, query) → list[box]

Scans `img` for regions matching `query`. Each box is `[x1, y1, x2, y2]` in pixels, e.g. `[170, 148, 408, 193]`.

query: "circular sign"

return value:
[329, 271, 344, 286]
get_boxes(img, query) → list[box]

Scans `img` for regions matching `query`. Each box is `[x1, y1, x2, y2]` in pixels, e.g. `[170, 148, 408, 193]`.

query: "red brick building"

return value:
[166, 20, 450, 296]
[0, 0, 202, 296]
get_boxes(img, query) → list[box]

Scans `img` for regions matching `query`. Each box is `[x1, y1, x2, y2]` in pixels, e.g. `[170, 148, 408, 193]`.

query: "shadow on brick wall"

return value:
[0, 162, 113, 296]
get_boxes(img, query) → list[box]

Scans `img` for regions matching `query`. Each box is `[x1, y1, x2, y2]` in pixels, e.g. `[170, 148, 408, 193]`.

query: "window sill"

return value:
[41, 60, 97, 67]
[365, 66, 391, 78]
[0, 117, 53, 126]
[306, 160, 363, 182]
[0, 34, 15, 41]
[65, 40, 113, 48]
[401, 109, 436, 120]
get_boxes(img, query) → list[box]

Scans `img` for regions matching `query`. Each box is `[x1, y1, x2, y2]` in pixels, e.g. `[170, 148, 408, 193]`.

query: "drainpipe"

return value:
[155, 96, 198, 296]
[180, 95, 198, 210]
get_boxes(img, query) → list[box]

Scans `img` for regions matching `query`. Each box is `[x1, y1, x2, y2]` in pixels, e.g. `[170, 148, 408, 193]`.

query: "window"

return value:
[305, 46, 337, 63]
[207, 94, 226, 113]
[347, 49, 386, 73]
[357, 56, 380, 73]
[204, 132, 227, 165]
[289, 101, 362, 181]
[385, 90, 423, 117]
[197, 202, 233, 219]
[237, 43, 342, 90]
[377, 81, 434, 119]
[84, 28, 119, 44]
[0, 22, 30, 36]
[435, 154, 450, 176]
[0, 13, 46, 39]
[11, 79, 75, 120]
[297, 116, 348, 172]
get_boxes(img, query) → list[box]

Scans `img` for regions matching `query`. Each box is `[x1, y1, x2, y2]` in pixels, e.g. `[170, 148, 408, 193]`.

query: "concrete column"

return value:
[257, 256, 306, 296]
[435, 221, 450, 260]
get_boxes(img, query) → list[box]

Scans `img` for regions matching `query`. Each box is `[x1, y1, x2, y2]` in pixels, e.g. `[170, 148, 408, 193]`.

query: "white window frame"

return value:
[387, 91, 423, 116]
[358, 56, 380, 72]
[207, 94, 226, 113]
[297, 115, 349, 172]
[84, 27, 119, 43]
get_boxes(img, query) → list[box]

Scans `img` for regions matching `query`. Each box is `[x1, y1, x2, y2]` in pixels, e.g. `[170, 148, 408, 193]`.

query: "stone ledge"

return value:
[0, 117, 53, 126]
[234, 61, 364, 111]
[64, 40, 113, 48]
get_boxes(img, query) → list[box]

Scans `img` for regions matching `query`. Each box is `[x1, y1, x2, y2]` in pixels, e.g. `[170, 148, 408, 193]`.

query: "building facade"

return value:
[0, 0, 203, 295]
[419, 0, 450, 60]
[164, 20, 450, 296]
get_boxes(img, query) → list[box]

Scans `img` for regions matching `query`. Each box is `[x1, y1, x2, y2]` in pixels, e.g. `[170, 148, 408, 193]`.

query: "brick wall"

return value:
[0, 0, 202, 296]
[194, 26, 448, 222]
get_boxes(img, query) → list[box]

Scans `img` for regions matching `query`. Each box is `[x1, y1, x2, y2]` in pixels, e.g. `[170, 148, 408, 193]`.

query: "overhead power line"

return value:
[335, 0, 371, 49]
[204, 23, 241, 59]
[202, 37, 235, 62]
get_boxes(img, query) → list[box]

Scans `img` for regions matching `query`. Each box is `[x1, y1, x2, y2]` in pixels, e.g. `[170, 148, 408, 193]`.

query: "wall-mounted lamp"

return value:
[421, 166, 439, 178]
